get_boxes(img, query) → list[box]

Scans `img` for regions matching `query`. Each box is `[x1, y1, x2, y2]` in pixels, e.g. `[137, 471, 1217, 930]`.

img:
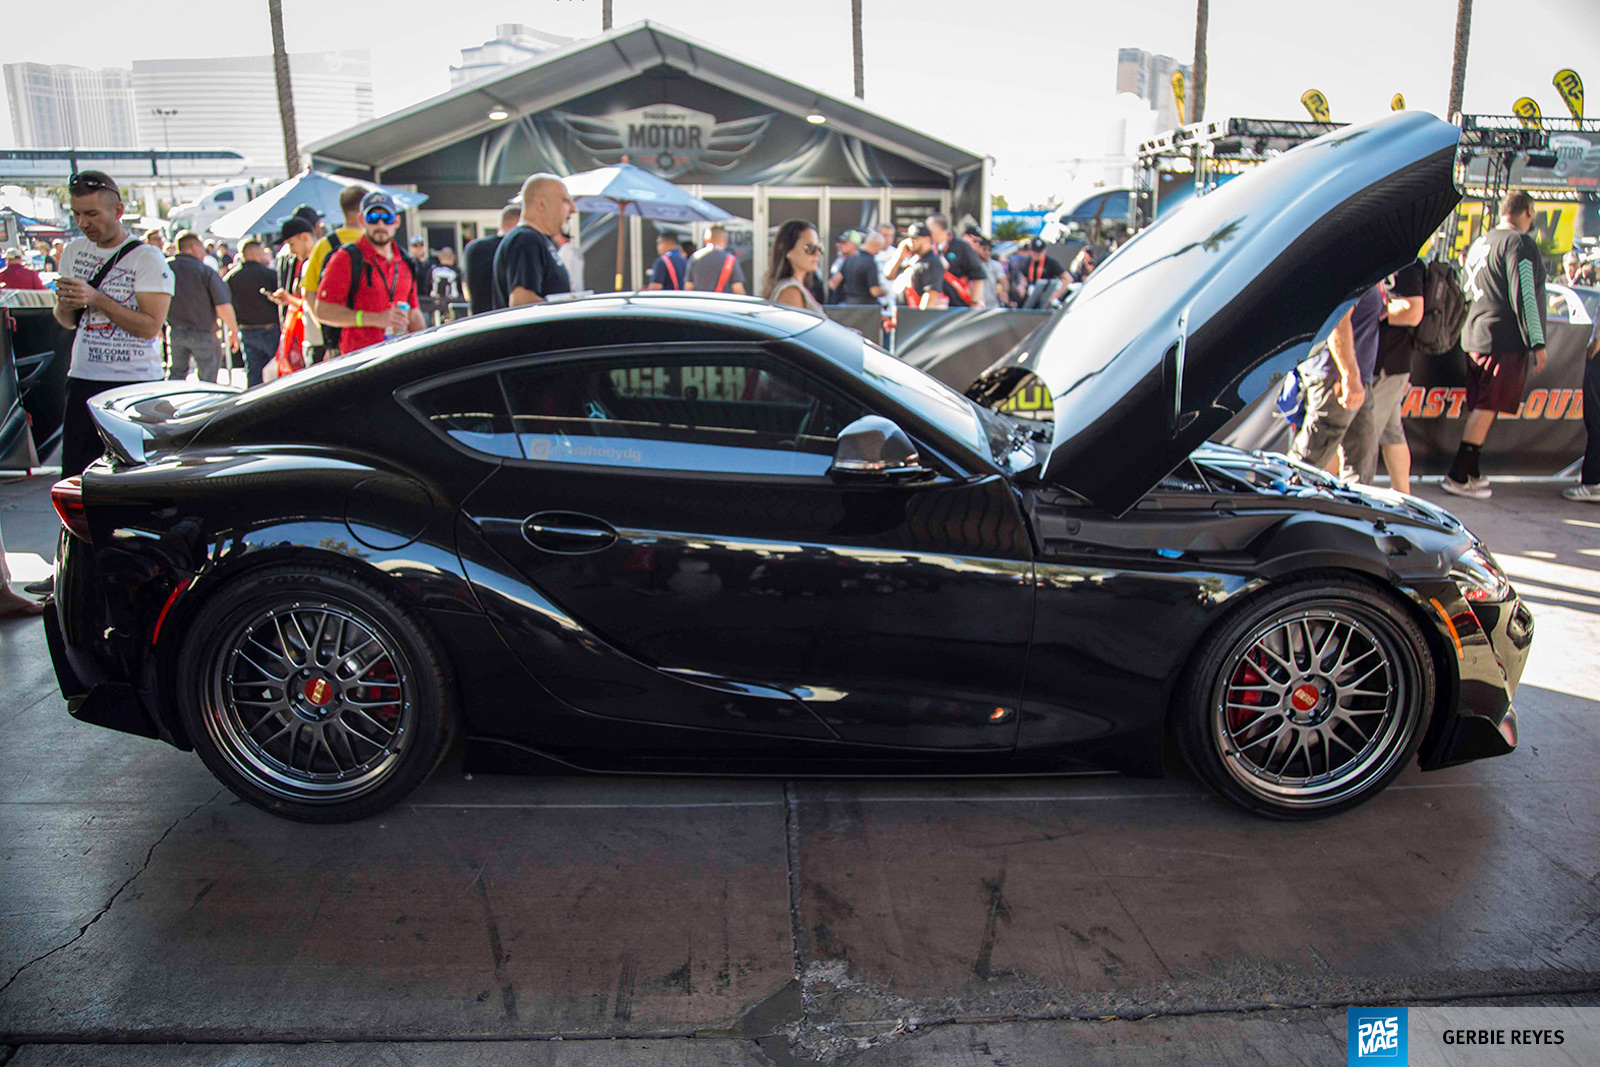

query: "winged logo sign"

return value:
[553, 104, 775, 179]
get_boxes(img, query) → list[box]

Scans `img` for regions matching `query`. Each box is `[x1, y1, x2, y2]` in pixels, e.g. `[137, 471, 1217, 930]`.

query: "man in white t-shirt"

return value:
[52, 170, 174, 477]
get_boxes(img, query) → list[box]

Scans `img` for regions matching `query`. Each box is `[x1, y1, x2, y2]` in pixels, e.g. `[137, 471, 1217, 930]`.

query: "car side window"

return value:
[1547, 292, 1571, 323]
[407, 374, 520, 458]
[499, 352, 866, 476]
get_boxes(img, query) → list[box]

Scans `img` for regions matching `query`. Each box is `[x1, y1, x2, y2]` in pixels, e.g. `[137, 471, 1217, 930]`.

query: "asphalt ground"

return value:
[2, 471, 1597, 1066]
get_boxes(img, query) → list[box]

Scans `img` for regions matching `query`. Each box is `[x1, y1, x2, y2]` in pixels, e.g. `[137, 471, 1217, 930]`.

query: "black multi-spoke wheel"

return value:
[176, 566, 454, 822]
[1175, 579, 1434, 818]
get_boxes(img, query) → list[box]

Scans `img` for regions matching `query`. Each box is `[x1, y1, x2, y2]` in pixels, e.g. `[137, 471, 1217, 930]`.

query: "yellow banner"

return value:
[1553, 69, 1584, 120]
[1300, 88, 1330, 122]
[1513, 97, 1543, 128]
[1391, 93, 1406, 111]
[1448, 199, 1577, 260]
[1172, 70, 1187, 125]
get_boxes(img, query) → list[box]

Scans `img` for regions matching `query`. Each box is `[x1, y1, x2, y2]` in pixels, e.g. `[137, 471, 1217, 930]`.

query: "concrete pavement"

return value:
[2, 473, 1597, 1065]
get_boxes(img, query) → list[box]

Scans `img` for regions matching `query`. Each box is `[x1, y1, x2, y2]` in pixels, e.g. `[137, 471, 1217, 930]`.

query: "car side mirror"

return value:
[829, 415, 934, 483]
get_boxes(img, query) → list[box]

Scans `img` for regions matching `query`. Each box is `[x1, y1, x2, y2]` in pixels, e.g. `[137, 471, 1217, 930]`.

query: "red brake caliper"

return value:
[358, 661, 402, 728]
[1228, 656, 1268, 730]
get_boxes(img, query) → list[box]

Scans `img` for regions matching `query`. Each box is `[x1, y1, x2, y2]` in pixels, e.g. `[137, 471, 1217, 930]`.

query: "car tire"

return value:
[1173, 577, 1435, 819]
[174, 564, 455, 822]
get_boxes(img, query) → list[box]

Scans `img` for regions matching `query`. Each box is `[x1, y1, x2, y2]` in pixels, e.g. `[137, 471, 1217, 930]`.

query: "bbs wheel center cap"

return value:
[304, 677, 334, 707]
[291, 672, 338, 720]
[1287, 680, 1329, 725]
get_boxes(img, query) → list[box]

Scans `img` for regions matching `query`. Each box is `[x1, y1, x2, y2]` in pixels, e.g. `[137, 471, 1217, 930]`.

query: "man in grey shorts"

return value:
[166, 230, 239, 382]
[1289, 285, 1383, 473]
[1343, 260, 1425, 492]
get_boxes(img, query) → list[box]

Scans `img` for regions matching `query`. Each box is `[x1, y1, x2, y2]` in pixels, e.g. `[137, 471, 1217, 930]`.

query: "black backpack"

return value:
[318, 234, 370, 349]
[1412, 259, 1468, 356]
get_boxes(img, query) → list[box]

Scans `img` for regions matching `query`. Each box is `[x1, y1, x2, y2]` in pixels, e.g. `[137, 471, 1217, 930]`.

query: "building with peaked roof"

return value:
[305, 21, 988, 292]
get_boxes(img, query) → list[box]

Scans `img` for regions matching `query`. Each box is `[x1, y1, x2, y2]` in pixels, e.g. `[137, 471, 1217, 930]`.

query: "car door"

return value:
[417, 341, 1034, 751]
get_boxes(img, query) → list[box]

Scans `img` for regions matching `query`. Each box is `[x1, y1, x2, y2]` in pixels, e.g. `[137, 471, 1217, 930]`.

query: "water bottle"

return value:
[387, 301, 409, 338]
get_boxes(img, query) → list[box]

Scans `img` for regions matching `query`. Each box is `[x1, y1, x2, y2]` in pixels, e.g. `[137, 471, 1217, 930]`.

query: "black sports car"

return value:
[45, 113, 1531, 821]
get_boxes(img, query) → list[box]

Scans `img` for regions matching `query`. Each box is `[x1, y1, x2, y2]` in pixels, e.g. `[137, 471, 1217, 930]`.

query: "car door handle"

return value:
[522, 512, 618, 553]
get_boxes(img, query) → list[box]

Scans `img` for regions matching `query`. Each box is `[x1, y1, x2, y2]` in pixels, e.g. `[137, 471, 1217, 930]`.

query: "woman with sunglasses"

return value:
[765, 220, 825, 314]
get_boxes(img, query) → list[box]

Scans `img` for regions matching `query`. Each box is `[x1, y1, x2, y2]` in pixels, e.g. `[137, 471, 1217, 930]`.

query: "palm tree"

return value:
[268, 0, 299, 174]
[852, 0, 864, 99]
[1191, 0, 1208, 124]
[1447, 0, 1472, 119]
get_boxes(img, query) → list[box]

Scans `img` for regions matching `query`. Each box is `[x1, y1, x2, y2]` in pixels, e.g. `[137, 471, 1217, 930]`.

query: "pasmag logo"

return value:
[1349, 1007, 1408, 1065]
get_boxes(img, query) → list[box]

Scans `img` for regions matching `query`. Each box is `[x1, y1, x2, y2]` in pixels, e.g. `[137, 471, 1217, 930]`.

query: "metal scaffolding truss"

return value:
[1132, 113, 1600, 232]
[1455, 113, 1600, 204]
[1132, 116, 1343, 228]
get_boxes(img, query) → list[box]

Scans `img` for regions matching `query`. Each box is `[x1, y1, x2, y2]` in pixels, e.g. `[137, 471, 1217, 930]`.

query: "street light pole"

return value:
[151, 107, 178, 212]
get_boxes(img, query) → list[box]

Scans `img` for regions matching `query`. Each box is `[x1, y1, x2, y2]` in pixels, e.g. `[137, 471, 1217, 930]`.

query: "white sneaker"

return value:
[1562, 483, 1600, 503]
[1467, 474, 1491, 491]
[1441, 476, 1491, 500]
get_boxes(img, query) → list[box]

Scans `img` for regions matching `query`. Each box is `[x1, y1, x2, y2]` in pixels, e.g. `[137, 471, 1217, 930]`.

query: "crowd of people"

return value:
[639, 214, 1101, 314]
[1286, 190, 1599, 505]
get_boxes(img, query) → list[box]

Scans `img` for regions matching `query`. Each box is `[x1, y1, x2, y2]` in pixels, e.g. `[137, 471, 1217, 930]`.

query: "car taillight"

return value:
[52, 477, 91, 541]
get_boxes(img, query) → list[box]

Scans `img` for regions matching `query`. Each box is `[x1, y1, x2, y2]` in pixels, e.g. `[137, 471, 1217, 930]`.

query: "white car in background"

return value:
[167, 181, 252, 236]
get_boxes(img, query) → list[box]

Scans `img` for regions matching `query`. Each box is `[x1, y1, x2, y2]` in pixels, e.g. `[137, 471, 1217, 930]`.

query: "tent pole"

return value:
[614, 201, 629, 291]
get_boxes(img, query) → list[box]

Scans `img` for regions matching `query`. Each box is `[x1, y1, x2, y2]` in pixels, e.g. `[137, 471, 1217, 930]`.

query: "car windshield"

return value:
[859, 341, 1038, 470]
[860, 342, 984, 453]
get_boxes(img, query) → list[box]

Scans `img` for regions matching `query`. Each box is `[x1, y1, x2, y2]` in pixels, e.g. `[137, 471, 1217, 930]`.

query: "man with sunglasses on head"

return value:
[312, 190, 423, 357]
[53, 170, 174, 478]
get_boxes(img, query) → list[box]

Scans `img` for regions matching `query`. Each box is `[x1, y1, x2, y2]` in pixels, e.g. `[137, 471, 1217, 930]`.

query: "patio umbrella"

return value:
[206, 170, 429, 240]
[560, 163, 735, 290]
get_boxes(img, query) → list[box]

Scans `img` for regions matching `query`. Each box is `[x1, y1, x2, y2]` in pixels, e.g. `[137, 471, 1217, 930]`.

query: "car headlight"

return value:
[1450, 544, 1513, 603]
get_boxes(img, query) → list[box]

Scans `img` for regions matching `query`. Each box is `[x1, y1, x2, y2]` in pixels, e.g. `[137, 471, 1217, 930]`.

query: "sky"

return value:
[4, 0, 1598, 204]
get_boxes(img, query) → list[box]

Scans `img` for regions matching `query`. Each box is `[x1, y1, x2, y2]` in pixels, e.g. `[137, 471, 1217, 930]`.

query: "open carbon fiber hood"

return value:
[976, 111, 1462, 515]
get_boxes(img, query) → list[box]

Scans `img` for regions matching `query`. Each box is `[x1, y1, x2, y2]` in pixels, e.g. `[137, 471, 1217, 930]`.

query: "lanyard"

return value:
[363, 246, 400, 307]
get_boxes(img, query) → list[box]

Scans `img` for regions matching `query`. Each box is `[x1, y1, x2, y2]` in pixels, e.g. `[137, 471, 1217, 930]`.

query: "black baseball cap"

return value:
[292, 203, 322, 223]
[1027, 236, 1047, 252]
[905, 222, 931, 239]
[281, 216, 315, 239]
[68, 170, 119, 197]
[359, 190, 399, 216]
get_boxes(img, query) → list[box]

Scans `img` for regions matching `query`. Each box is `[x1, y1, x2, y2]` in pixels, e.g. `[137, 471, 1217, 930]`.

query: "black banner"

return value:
[1221, 318, 1591, 476]
[820, 305, 887, 345]
[895, 309, 1054, 389]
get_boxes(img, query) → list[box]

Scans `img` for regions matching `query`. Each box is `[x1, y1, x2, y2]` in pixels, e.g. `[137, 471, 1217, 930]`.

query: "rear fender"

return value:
[148, 530, 484, 748]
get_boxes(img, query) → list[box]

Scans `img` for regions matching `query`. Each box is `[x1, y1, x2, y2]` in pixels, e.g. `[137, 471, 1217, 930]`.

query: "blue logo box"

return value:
[1349, 1006, 1408, 1065]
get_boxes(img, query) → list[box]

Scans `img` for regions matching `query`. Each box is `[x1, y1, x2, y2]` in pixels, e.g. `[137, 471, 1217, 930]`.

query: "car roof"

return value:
[428, 291, 825, 343]
[199, 293, 850, 441]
